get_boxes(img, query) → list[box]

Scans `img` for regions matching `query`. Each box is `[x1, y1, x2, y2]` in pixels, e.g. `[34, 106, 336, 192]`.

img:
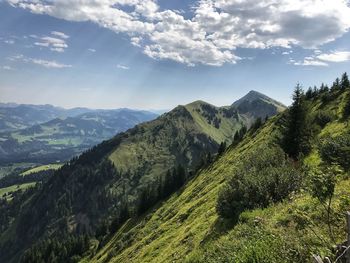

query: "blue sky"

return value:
[1, 0, 350, 109]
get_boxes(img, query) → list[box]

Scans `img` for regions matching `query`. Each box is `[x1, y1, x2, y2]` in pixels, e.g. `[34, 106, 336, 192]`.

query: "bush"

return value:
[217, 146, 302, 219]
[319, 134, 350, 171]
[314, 111, 334, 128]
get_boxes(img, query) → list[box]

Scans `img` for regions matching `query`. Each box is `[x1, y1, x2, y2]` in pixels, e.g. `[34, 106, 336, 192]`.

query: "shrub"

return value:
[216, 146, 302, 219]
[319, 134, 350, 171]
[314, 111, 334, 128]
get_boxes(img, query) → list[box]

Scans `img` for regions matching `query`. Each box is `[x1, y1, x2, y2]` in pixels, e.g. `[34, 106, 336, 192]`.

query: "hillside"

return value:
[0, 109, 158, 166]
[82, 83, 350, 263]
[0, 91, 284, 262]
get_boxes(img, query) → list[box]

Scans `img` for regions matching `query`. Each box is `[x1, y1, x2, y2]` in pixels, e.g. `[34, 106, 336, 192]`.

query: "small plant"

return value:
[308, 166, 340, 242]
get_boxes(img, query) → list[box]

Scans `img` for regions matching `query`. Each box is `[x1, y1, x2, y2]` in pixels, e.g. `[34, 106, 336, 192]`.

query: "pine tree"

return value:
[341, 72, 350, 90]
[217, 142, 226, 156]
[343, 93, 350, 119]
[331, 77, 341, 92]
[305, 87, 313, 100]
[282, 84, 312, 159]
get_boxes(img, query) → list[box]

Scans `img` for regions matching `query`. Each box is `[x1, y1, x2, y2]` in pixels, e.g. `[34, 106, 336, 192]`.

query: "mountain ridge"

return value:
[0, 91, 286, 262]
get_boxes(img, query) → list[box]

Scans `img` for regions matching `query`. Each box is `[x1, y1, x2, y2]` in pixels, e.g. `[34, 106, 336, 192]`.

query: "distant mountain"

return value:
[0, 103, 94, 132]
[0, 109, 158, 165]
[0, 91, 285, 262]
[232, 90, 286, 119]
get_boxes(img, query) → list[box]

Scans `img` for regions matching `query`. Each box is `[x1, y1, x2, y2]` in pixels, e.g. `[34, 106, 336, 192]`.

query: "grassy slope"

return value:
[85, 92, 350, 263]
[85, 116, 279, 263]
[109, 102, 244, 184]
[0, 182, 36, 200]
[21, 164, 62, 176]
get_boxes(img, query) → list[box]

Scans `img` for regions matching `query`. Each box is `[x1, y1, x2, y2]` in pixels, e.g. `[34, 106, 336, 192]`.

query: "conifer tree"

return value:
[341, 72, 350, 90]
[282, 84, 311, 159]
[343, 93, 350, 119]
[331, 77, 341, 92]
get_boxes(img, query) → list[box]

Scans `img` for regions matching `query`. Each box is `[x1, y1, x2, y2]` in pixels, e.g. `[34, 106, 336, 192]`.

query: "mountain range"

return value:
[0, 90, 287, 262]
[0, 105, 159, 179]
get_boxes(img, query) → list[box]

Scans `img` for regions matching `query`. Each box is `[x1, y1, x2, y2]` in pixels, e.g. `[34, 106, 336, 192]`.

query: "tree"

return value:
[305, 87, 313, 100]
[331, 77, 341, 92]
[217, 142, 226, 156]
[319, 83, 329, 93]
[251, 117, 262, 131]
[281, 84, 312, 159]
[341, 72, 350, 90]
[343, 96, 350, 119]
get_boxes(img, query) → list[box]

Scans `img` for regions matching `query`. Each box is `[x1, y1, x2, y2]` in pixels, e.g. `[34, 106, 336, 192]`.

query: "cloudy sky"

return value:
[1, 0, 350, 109]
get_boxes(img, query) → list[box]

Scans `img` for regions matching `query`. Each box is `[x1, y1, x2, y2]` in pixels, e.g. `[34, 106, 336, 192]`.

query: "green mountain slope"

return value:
[0, 91, 283, 262]
[84, 86, 350, 263]
[84, 110, 284, 263]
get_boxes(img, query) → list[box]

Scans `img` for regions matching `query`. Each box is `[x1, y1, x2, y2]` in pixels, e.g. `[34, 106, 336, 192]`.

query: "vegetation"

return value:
[2, 77, 350, 263]
[75, 72, 350, 263]
[0, 109, 157, 167]
[281, 84, 312, 159]
[216, 146, 302, 219]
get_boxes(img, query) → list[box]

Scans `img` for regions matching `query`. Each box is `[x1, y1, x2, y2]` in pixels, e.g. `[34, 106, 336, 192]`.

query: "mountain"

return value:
[0, 109, 158, 165]
[232, 90, 286, 120]
[84, 83, 350, 263]
[0, 103, 94, 132]
[0, 91, 285, 262]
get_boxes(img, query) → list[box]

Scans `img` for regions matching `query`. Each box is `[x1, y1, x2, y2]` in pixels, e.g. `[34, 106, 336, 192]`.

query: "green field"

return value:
[0, 182, 36, 200]
[0, 163, 38, 179]
[21, 164, 62, 176]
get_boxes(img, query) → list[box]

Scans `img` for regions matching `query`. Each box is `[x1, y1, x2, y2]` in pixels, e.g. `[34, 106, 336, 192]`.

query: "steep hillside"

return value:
[84, 86, 350, 263]
[0, 92, 283, 262]
[83, 108, 285, 263]
[0, 109, 158, 165]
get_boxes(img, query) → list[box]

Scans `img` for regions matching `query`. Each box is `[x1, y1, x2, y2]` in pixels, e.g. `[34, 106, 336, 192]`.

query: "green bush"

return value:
[314, 111, 334, 128]
[216, 146, 302, 219]
[319, 134, 350, 171]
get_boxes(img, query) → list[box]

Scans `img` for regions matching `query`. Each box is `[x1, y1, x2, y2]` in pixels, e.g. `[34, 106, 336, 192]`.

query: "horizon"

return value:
[1, 1, 350, 109]
[0, 89, 288, 110]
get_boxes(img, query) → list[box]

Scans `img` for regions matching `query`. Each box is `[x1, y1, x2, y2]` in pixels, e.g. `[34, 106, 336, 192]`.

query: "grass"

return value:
[85, 119, 279, 263]
[0, 163, 38, 179]
[82, 91, 350, 263]
[21, 163, 62, 176]
[0, 182, 36, 200]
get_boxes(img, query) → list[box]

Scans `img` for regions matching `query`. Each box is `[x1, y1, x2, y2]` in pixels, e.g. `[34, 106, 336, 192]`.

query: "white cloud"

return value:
[88, 48, 96, 52]
[4, 39, 15, 44]
[51, 31, 70, 39]
[117, 64, 130, 70]
[293, 58, 328, 67]
[30, 59, 72, 68]
[293, 50, 350, 67]
[7, 0, 350, 66]
[317, 51, 350, 62]
[32, 33, 69, 52]
[2, 65, 14, 70]
[6, 54, 72, 69]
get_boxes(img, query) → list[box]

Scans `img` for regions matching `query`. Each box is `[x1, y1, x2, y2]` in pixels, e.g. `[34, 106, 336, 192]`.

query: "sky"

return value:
[1, 0, 350, 109]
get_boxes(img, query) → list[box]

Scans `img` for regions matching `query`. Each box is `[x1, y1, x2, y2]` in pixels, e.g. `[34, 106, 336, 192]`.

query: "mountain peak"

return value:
[231, 90, 286, 119]
[232, 90, 286, 110]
